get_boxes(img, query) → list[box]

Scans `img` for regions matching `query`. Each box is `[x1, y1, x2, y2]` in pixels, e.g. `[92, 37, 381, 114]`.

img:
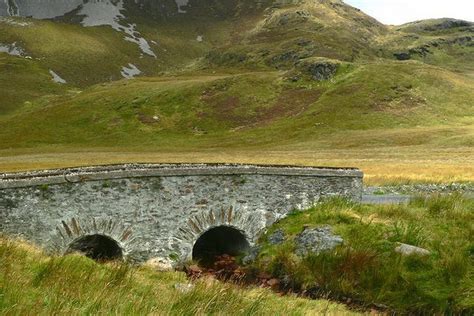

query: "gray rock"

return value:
[174, 283, 195, 294]
[395, 243, 430, 256]
[394, 52, 411, 61]
[144, 257, 174, 272]
[268, 229, 286, 245]
[242, 246, 261, 265]
[295, 226, 343, 256]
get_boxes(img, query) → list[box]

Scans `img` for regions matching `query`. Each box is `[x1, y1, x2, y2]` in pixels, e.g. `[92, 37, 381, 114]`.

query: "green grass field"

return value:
[0, 62, 472, 184]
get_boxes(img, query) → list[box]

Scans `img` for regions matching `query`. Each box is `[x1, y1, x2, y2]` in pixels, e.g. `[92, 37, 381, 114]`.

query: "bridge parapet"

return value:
[0, 163, 363, 189]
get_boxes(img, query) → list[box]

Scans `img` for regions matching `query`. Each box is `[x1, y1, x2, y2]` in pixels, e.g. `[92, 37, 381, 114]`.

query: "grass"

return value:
[0, 5, 472, 313]
[253, 194, 474, 314]
[2, 61, 473, 139]
[0, 9, 255, 89]
[0, 18, 144, 87]
[0, 62, 472, 186]
[0, 54, 66, 115]
[0, 146, 473, 185]
[0, 238, 356, 315]
[1, 195, 472, 314]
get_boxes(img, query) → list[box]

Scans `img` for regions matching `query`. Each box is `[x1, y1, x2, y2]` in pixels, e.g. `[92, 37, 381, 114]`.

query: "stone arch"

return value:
[173, 206, 267, 260]
[50, 217, 134, 260]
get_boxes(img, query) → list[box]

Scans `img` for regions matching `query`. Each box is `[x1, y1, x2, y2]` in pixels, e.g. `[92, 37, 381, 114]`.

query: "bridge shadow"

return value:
[66, 234, 123, 262]
[192, 226, 250, 267]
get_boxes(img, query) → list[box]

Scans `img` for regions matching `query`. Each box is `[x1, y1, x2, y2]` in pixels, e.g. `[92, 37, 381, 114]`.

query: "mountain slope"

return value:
[0, 0, 473, 183]
[0, 54, 66, 114]
[381, 18, 474, 73]
[1, 61, 472, 149]
[204, 0, 388, 68]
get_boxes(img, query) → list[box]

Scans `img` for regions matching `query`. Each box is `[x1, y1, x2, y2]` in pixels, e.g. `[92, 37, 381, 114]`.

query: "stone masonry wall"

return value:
[0, 164, 363, 262]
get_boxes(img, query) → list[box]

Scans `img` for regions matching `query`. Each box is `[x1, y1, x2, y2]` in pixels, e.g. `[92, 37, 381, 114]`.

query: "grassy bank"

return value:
[0, 238, 355, 315]
[254, 194, 474, 314]
[1, 195, 472, 314]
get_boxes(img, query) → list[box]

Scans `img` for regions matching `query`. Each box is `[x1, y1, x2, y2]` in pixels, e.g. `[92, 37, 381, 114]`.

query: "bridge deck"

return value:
[0, 163, 363, 189]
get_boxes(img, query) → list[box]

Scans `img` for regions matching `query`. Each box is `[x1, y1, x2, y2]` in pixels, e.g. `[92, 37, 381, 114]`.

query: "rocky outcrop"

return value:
[287, 57, 341, 81]
[424, 19, 473, 32]
[295, 225, 343, 256]
[394, 34, 473, 61]
[303, 60, 339, 80]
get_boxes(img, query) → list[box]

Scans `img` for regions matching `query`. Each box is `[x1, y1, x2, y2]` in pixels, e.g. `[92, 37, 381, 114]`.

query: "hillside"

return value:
[382, 18, 474, 73]
[0, 0, 473, 183]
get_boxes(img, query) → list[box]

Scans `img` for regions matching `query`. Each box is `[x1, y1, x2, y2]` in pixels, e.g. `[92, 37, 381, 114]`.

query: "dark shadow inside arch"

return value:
[67, 234, 123, 261]
[192, 226, 250, 266]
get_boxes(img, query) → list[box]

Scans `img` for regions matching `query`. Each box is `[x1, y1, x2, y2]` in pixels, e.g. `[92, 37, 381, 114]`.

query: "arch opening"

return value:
[66, 234, 123, 261]
[192, 226, 250, 266]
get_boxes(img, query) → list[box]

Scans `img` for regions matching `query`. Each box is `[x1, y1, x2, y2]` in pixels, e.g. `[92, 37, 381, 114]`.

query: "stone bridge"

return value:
[0, 164, 363, 263]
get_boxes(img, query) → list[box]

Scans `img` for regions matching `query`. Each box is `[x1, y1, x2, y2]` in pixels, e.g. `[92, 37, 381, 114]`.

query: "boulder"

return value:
[268, 229, 286, 245]
[242, 246, 261, 265]
[174, 283, 195, 294]
[394, 52, 411, 61]
[295, 225, 343, 256]
[395, 243, 430, 256]
[144, 257, 174, 272]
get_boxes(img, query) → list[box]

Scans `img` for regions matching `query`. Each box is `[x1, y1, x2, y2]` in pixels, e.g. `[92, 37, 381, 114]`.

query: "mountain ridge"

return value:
[0, 0, 472, 181]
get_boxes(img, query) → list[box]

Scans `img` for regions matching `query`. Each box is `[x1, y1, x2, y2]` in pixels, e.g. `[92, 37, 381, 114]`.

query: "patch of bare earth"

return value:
[201, 88, 322, 128]
[137, 113, 158, 125]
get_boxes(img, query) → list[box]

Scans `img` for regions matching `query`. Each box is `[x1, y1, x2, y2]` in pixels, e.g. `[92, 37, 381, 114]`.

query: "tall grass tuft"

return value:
[387, 221, 427, 246]
[0, 237, 354, 315]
